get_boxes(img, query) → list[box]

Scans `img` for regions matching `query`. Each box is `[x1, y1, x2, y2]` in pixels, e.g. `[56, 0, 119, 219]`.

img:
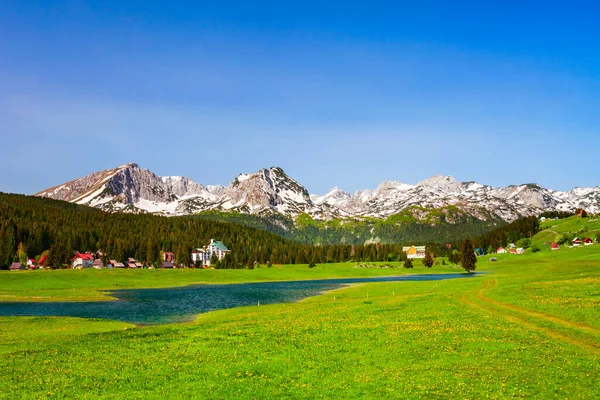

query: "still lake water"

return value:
[0, 273, 479, 325]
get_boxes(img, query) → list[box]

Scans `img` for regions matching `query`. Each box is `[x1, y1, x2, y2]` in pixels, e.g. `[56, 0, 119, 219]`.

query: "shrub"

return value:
[516, 238, 531, 249]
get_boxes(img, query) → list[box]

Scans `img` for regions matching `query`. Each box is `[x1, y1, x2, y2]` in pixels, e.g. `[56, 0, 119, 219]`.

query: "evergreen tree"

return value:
[460, 239, 477, 273]
[0, 224, 16, 268]
[16, 242, 28, 265]
[210, 252, 219, 266]
[423, 252, 434, 268]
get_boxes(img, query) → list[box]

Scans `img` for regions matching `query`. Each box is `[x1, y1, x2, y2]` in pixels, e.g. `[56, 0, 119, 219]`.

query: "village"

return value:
[9, 239, 230, 271]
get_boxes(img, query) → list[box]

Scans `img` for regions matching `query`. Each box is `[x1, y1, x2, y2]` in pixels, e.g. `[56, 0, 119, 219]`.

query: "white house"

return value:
[191, 248, 208, 265]
[191, 239, 230, 267]
[516, 248, 525, 255]
[72, 252, 94, 269]
[497, 247, 507, 254]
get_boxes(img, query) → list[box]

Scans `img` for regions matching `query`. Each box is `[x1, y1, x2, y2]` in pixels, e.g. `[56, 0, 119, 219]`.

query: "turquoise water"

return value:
[0, 273, 479, 325]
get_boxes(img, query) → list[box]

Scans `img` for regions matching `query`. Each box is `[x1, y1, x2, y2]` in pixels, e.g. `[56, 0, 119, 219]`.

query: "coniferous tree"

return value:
[210, 252, 219, 266]
[0, 224, 16, 268]
[460, 239, 477, 273]
[423, 252, 434, 268]
[17, 242, 28, 265]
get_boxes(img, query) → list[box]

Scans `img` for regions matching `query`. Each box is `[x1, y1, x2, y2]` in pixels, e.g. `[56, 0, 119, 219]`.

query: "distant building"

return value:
[191, 248, 207, 265]
[162, 252, 175, 263]
[72, 252, 94, 269]
[551, 243, 560, 250]
[10, 262, 25, 271]
[37, 255, 48, 268]
[108, 260, 125, 269]
[402, 246, 426, 259]
[93, 259, 104, 269]
[160, 262, 175, 269]
[516, 248, 525, 255]
[584, 238, 594, 246]
[572, 237, 582, 246]
[191, 239, 231, 267]
[497, 247, 507, 254]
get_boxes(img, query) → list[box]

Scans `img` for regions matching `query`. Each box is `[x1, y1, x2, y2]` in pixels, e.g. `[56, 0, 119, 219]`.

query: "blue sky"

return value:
[1, 1, 599, 195]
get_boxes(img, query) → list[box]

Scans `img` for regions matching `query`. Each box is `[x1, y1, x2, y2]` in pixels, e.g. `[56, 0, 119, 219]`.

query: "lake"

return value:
[0, 273, 479, 325]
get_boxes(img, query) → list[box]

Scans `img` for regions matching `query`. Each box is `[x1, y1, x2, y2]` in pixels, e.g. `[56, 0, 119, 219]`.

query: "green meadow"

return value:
[1, 221, 599, 398]
[0, 261, 448, 302]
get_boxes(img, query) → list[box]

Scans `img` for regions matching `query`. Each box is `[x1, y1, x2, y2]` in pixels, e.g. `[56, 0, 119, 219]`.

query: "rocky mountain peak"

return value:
[36, 163, 600, 221]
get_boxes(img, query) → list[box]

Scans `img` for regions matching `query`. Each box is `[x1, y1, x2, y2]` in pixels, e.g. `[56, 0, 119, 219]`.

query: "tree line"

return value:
[0, 193, 453, 269]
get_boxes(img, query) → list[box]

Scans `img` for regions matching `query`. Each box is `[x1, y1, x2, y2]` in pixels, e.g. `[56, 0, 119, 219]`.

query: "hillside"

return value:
[0, 193, 416, 269]
[192, 206, 506, 245]
[532, 215, 600, 248]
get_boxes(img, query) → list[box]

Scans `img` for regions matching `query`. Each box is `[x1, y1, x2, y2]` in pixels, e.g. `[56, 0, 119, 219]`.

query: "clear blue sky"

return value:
[1, 1, 599, 195]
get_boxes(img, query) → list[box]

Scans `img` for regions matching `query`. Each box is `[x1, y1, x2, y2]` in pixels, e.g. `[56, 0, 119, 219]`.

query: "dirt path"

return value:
[460, 279, 600, 354]
[476, 280, 600, 336]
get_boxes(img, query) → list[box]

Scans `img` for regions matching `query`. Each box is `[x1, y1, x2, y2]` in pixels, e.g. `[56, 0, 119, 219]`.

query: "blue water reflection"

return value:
[0, 273, 479, 325]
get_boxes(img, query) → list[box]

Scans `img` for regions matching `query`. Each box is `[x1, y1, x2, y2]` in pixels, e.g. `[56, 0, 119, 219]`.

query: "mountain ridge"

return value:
[35, 163, 600, 222]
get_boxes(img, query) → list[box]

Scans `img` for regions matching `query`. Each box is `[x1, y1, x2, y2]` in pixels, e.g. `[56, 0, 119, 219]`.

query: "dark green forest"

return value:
[472, 216, 540, 250]
[0, 193, 544, 269]
[0, 193, 440, 269]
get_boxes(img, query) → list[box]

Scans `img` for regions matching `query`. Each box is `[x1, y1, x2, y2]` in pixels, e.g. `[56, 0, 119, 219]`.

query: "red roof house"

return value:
[37, 255, 48, 267]
[72, 252, 94, 269]
[551, 243, 560, 250]
[584, 237, 594, 246]
[572, 237, 582, 246]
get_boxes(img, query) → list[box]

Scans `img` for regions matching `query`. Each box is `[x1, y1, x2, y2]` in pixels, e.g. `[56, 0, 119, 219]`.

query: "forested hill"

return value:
[191, 207, 506, 245]
[0, 192, 302, 268]
[0, 193, 422, 269]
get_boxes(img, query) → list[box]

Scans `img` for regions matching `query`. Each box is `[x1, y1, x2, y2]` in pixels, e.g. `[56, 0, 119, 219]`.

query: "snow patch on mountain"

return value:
[35, 163, 600, 222]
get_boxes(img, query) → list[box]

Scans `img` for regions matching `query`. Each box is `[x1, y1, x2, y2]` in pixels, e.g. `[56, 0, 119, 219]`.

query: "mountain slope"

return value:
[36, 163, 600, 222]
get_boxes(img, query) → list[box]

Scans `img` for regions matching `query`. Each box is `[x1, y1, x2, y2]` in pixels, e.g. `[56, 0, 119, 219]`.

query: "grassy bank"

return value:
[1, 243, 599, 398]
[0, 261, 457, 302]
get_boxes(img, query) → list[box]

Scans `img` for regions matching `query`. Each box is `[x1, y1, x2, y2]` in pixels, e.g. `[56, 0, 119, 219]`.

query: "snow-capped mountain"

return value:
[35, 163, 225, 215]
[35, 163, 600, 222]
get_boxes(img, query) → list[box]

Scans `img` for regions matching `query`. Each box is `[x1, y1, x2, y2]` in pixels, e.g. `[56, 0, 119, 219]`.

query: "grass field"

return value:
[1, 223, 599, 398]
[0, 261, 457, 302]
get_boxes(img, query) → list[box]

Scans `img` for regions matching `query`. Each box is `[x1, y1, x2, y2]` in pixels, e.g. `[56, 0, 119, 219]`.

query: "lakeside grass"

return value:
[0, 261, 459, 302]
[1, 245, 599, 398]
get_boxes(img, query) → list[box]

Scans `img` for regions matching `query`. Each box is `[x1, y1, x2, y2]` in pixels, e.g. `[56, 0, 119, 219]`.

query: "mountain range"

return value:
[35, 163, 600, 222]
